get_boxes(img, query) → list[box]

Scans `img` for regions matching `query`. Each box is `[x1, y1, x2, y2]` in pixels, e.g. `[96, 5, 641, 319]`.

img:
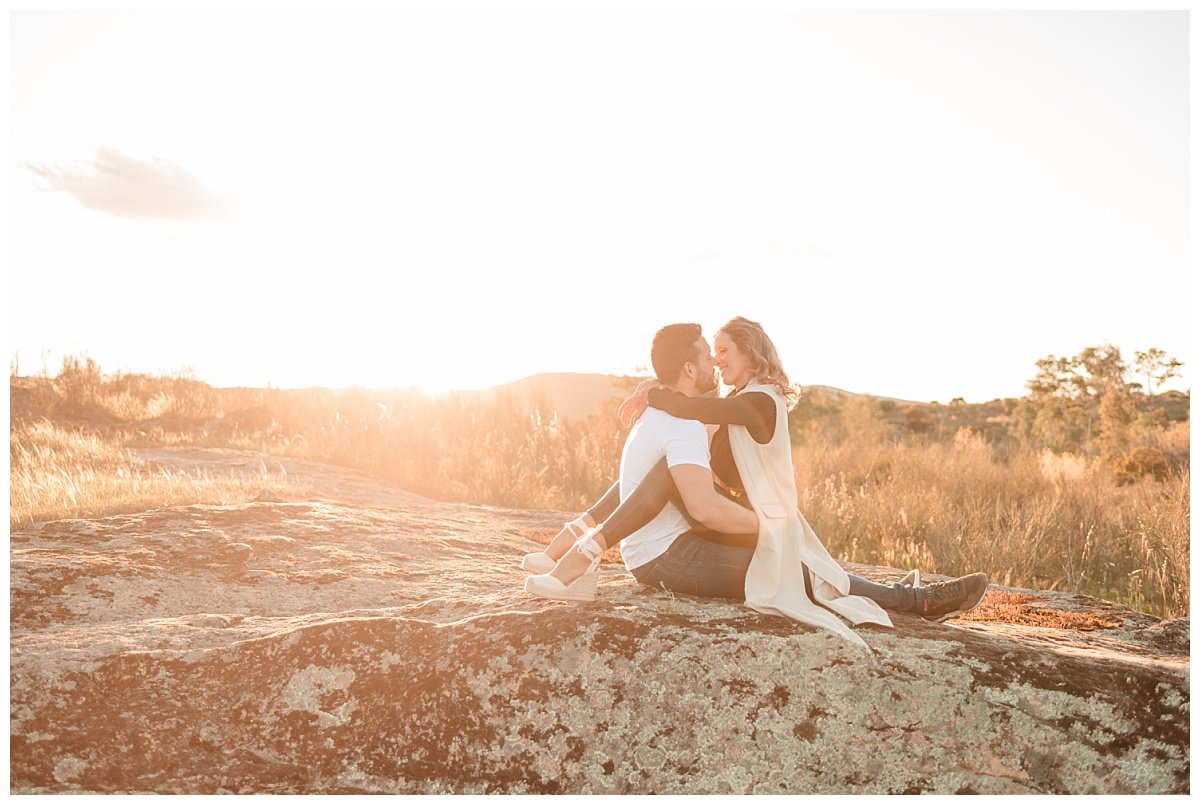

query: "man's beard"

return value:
[696, 369, 718, 394]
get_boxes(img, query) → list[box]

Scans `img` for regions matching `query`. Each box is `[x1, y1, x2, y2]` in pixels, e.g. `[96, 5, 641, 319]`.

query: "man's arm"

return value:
[669, 464, 759, 535]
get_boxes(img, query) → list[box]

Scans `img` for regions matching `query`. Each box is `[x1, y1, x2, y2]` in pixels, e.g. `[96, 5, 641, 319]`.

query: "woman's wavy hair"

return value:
[716, 316, 799, 407]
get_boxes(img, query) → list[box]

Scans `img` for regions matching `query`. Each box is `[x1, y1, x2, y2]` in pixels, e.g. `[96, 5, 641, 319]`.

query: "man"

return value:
[525, 323, 758, 600]
[525, 323, 987, 625]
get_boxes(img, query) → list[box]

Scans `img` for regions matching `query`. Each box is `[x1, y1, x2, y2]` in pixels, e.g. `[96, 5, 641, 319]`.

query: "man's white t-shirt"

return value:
[617, 407, 711, 571]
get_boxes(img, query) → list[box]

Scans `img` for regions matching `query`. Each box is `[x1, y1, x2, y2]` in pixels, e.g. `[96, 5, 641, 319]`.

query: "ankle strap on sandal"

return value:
[576, 535, 603, 561]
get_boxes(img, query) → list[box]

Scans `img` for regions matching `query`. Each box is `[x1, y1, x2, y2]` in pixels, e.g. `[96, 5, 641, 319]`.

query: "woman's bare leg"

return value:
[541, 512, 596, 561]
[537, 477, 623, 560]
[548, 458, 678, 583]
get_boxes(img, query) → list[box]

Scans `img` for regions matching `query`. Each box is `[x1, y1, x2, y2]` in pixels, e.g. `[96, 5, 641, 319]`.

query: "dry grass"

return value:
[10, 421, 290, 527]
[796, 429, 1190, 618]
[240, 390, 628, 512]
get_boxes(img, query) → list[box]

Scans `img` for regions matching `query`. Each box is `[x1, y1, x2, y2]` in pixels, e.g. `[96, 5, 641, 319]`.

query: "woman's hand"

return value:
[618, 393, 648, 428]
[618, 379, 663, 428]
[633, 378, 662, 398]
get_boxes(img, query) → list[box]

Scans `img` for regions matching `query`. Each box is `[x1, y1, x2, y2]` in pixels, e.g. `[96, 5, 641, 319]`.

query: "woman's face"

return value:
[714, 332, 752, 390]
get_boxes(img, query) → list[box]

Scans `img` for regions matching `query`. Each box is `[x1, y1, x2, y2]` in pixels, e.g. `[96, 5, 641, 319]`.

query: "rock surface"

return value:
[10, 447, 1190, 794]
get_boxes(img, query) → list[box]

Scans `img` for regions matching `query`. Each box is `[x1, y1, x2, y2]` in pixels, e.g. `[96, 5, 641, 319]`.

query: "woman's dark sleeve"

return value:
[647, 389, 776, 444]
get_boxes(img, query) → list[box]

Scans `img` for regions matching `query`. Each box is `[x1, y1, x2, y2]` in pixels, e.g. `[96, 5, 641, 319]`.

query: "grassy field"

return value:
[796, 428, 1189, 618]
[10, 420, 301, 525]
[10, 358, 1190, 617]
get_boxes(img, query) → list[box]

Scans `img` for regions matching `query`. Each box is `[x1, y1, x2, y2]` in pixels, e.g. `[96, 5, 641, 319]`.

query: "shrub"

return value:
[1116, 447, 1171, 484]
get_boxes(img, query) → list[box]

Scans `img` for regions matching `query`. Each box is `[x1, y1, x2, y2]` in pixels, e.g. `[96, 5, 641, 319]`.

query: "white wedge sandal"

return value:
[521, 515, 590, 574]
[524, 535, 603, 602]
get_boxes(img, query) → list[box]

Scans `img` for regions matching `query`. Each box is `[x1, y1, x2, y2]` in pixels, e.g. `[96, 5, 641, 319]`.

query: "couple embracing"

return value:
[523, 317, 988, 648]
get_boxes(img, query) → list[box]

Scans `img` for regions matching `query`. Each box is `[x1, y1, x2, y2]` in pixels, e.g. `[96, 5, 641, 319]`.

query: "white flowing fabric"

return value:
[732, 382, 893, 648]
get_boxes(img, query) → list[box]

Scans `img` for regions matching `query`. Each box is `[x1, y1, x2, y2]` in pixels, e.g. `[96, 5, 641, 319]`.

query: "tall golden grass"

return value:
[261, 391, 627, 511]
[796, 431, 1189, 617]
[10, 420, 293, 526]
[10, 360, 1190, 616]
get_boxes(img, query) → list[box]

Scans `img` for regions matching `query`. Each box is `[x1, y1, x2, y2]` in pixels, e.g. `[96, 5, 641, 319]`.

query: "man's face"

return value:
[690, 337, 719, 394]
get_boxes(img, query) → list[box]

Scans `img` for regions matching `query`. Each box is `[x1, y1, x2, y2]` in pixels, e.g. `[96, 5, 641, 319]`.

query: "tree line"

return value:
[1015, 345, 1184, 459]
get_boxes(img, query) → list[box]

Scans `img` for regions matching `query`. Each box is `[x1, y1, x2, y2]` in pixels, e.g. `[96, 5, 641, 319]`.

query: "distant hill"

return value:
[474, 373, 641, 420]
[470, 374, 919, 420]
[800, 385, 918, 405]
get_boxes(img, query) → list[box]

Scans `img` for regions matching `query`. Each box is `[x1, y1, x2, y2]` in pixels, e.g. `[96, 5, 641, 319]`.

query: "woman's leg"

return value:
[539, 466, 647, 561]
[547, 458, 680, 582]
[591, 458, 677, 546]
[591, 463, 756, 551]
[585, 480, 622, 526]
[547, 462, 753, 584]
[538, 480, 622, 562]
[540, 460, 662, 561]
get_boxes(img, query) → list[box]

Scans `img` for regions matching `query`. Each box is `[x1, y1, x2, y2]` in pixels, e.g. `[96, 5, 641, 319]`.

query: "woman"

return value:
[524, 318, 988, 640]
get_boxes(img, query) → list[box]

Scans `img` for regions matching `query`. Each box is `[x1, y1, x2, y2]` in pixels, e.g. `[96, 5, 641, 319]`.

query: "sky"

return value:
[7, 4, 1192, 402]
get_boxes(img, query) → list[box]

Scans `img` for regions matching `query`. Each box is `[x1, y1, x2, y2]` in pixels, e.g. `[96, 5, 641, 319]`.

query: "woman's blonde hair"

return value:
[716, 316, 799, 406]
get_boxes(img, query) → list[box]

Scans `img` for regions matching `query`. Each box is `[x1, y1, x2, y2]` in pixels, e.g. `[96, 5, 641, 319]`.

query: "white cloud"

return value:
[25, 146, 227, 222]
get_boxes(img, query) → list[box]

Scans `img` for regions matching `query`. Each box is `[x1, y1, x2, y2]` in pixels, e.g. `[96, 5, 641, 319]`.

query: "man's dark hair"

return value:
[650, 323, 703, 383]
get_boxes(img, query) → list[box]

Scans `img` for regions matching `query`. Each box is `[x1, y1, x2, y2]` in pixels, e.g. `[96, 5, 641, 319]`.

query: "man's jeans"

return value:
[630, 531, 917, 611]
